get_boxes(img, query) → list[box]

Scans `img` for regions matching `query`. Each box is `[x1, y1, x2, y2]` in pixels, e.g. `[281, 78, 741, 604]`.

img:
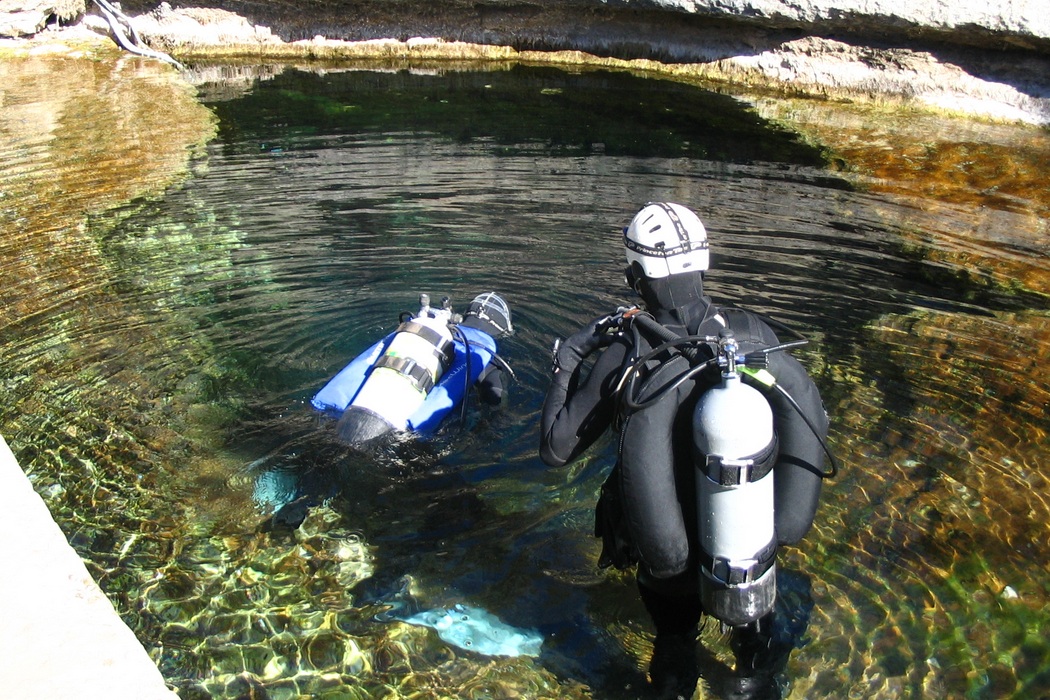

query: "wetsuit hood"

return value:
[637, 270, 712, 332]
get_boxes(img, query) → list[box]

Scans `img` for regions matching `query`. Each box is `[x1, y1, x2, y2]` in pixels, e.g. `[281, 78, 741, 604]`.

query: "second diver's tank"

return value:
[336, 298, 455, 443]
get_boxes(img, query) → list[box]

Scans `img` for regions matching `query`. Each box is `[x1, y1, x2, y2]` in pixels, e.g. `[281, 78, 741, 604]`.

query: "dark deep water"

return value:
[2, 63, 1048, 699]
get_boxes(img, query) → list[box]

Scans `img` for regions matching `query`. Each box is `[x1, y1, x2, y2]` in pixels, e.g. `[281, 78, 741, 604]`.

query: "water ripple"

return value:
[3, 64, 1048, 700]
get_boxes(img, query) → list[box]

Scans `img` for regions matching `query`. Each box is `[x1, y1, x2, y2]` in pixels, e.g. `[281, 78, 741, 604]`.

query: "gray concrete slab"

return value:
[0, 434, 179, 700]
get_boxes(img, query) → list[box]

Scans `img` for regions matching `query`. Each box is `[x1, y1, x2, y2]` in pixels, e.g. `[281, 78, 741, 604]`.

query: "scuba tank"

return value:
[615, 308, 836, 627]
[337, 294, 455, 443]
[693, 329, 778, 626]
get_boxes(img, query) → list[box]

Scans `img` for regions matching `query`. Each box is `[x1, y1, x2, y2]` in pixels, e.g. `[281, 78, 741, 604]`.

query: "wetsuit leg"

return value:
[637, 572, 702, 635]
[639, 573, 702, 698]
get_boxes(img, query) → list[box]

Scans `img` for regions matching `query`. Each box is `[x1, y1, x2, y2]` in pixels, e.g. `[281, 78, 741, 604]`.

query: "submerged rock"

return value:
[395, 603, 544, 658]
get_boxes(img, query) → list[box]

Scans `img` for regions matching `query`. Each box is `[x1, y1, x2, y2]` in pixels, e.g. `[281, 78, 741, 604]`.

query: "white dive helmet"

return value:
[624, 202, 709, 279]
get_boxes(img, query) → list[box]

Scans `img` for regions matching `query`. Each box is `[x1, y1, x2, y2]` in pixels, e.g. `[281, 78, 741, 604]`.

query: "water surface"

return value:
[2, 61, 1048, 699]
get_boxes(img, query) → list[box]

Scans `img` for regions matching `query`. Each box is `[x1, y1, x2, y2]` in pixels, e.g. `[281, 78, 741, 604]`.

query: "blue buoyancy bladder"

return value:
[311, 321, 497, 438]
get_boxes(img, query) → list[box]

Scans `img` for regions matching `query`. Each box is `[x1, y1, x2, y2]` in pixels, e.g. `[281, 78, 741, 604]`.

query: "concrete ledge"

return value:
[0, 434, 178, 700]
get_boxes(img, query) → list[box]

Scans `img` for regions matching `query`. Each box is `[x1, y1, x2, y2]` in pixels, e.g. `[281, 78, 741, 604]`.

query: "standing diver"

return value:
[539, 202, 835, 698]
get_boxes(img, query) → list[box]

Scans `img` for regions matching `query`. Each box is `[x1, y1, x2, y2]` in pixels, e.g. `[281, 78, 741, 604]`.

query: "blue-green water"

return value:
[2, 63, 1048, 699]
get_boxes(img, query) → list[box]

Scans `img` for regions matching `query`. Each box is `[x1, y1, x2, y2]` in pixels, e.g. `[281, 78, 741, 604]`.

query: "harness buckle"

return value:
[705, 455, 753, 486]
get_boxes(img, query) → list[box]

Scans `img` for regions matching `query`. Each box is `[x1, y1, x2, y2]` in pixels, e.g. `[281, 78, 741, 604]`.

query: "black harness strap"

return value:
[374, 355, 437, 393]
[703, 434, 779, 486]
[396, 320, 455, 365]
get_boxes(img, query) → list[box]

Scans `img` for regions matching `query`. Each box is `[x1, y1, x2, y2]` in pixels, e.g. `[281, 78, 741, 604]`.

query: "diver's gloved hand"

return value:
[552, 313, 619, 373]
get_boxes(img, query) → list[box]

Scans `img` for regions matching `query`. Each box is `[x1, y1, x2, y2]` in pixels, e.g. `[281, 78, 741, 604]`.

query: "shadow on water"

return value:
[206, 64, 832, 165]
[2, 58, 1049, 699]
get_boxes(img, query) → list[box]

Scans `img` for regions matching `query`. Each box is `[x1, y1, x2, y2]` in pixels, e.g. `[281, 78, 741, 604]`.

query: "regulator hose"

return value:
[770, 382, 839, 479]
[451, 324, 473, 428]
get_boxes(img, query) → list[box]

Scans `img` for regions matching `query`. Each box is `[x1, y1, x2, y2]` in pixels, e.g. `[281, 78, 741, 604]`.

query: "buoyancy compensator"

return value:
[693, 328, 779, 626]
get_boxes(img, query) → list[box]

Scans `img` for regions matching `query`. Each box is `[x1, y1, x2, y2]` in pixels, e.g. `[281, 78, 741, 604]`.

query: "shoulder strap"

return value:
[719, 307, 765, 344]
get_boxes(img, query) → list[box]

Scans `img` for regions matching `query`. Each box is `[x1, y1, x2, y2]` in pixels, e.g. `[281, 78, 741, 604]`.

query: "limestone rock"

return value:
[0, 0, 83, 36]
[642, 0, 1050, 42]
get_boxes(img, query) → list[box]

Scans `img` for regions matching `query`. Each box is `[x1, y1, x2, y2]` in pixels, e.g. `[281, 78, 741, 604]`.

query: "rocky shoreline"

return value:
[2, 0, 1050, 126]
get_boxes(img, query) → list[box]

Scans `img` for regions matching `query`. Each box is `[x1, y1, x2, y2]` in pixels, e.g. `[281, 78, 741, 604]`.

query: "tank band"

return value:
[703, 434, 778, 486]
[396, 321, 446, 347]
[702, 538, 777, 586]
[375, 354, 436, 393]
[396, 321, 456, 365]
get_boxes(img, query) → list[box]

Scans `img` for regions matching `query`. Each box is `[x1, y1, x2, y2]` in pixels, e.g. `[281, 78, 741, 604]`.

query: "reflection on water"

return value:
[1, 59, 1049, 699]
[751, 97, 1050, 299]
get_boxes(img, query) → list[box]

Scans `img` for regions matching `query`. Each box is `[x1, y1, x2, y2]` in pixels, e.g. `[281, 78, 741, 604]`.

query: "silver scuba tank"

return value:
[348, 294, 455, 431]
[693, 330, 778, 626]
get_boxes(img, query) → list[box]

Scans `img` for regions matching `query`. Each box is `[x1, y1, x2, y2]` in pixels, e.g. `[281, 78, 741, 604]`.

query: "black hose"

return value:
[489, 353, 517, 382]
[743, 339, 809, 368]
[618, 310, 838, 478]
[448, 329, 515, 428]
[451, 325, 472, 428]
[617, 311, 717, 412]
[629, 312, 705, 362]
[623, 356, 718, 412]
[772, 384, 839, 479]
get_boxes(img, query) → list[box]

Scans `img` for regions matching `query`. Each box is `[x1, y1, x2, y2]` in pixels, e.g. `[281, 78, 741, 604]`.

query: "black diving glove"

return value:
[552, 313, 619, 374]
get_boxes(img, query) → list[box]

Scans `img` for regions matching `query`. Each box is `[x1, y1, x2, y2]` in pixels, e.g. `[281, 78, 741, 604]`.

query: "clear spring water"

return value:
[2, 61, 1048, 699]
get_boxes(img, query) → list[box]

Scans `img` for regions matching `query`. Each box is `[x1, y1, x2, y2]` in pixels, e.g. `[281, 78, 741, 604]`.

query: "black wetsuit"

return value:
[540, 295, 828, 634]
[461, 314, 508, 405]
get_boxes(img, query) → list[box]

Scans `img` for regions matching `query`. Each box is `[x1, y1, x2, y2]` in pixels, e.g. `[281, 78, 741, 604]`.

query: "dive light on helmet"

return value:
[693, 329, 778, 627]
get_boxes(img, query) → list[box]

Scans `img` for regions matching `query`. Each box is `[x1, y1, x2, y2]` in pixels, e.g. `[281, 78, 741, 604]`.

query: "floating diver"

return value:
[312, 291, 515, 444]
[254, 292, 514, 529]
[539, 202, 838, 698]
